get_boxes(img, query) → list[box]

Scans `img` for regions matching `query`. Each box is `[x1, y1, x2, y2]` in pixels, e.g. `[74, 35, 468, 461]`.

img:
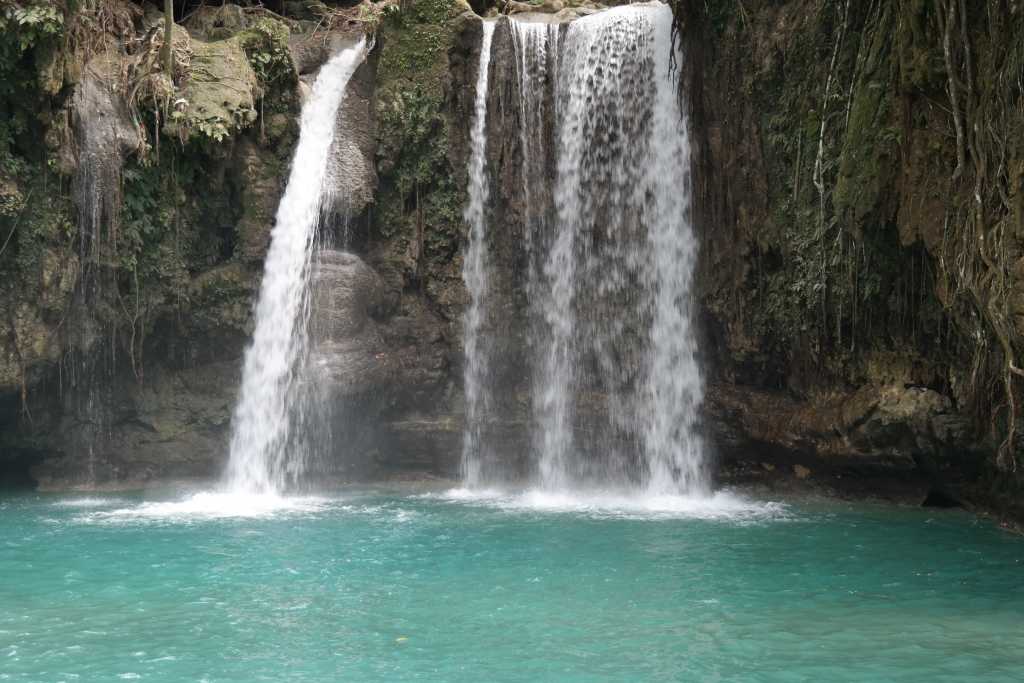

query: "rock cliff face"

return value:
[0, 0, 1021, 519]
[680, 0, 1024, 516]
[0, 0, 476, 486]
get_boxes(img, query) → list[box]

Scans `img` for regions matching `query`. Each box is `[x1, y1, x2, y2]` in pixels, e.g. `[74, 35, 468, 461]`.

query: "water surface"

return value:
[2, 488, 1021, 682]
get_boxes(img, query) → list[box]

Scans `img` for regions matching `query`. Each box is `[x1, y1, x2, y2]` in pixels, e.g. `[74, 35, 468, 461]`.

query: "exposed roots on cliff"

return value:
[933, 0, 1024, 472]
[671, 0, 1024, 477]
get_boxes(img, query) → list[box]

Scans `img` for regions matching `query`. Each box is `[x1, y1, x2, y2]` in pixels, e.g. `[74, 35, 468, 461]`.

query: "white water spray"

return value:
[226, 40, 367, 495]
[461, 21, 496, 487]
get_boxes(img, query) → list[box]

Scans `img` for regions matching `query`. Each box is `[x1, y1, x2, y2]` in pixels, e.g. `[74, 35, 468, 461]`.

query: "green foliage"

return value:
[379, 0, 461, 87]
[11, 188, 73, 275]
[379, 22, 449, 79]
[0, 3, 70, 294]
[0, 2, 63, 56]
[0, 1, 65, 178]
[167, 35, 261, 143]
[697, 0, 952, 387]
[121, 163, 176, 273]
[240, 17, 294, 89]
[373, 0, 465, 277]
[385, 0, 462, 27]
[376, 84, 463, 241]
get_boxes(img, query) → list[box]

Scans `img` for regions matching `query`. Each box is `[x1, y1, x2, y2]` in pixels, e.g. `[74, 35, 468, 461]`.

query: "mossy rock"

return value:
[172, 35, 259, 142]
[373, 0, 470, 301]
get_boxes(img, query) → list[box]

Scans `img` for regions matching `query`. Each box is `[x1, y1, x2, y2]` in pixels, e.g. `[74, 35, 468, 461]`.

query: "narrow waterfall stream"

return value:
[462, 4, 706, 495]
[225, 40, 367, 495]
[461, 21, 497, 487]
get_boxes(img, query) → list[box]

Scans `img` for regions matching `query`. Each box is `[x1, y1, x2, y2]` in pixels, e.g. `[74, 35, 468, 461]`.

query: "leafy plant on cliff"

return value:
[374, 0, 466, 283]
[240, 17, 294, 90]
[0, 1, 68, 282]
[0, 2, 63, 55]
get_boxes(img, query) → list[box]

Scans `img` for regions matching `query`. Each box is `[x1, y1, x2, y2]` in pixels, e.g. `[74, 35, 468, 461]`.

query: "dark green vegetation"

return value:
[372, 0, 471, 312]
[0, 0, 300, 475]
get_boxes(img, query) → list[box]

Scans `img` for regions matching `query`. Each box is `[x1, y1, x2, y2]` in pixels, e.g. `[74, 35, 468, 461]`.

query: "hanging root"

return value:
[812, 0, 851, 234]
[939, 0, 968, 180]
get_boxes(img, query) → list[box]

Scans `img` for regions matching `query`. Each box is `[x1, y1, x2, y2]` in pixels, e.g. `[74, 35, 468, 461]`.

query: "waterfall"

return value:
[545, 4, 706, 494]
[461, 22, 497, 487]
[464, 4, 706, 495]
[640, 9, 705, 494]
[507, 19, 566, 488]
[226, 40, 367, 495]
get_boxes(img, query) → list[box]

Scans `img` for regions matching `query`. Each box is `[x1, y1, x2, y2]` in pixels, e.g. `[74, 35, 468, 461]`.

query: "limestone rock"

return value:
[325, 43, 377, 218]
[310, 250, 391, 397]
[174, 34, 259, 141]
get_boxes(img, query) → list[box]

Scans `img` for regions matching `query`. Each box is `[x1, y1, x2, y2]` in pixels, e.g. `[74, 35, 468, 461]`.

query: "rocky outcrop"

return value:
[0, 250, 78, 393]
[0, 2, 300, 485]
[33, 360, 239, 489]
[707, 382, 977, 475]
[325, 38, 377, 218]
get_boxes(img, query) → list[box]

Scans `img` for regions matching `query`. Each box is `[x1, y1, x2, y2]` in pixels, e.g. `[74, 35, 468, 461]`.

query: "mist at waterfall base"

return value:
[4, 491, 1023, 682]
[461, 4, 708, 502]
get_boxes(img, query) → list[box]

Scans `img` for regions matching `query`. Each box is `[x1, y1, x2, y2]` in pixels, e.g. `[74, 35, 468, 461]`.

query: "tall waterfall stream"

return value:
[462, 4, 706, 495]
[225, 40, 367, 495]
[461, 21, 498, 488]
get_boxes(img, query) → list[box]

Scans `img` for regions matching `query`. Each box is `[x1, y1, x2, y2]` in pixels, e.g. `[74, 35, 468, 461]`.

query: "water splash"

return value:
[226, 41, 367, 495]
[461, 21, 496, 487]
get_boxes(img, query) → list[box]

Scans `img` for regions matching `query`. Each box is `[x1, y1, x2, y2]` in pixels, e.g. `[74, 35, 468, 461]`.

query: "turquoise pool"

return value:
[1, 487, 1022, 682]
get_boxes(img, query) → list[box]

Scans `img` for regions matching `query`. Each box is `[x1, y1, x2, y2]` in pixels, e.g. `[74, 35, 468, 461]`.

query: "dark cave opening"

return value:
[0, 394, 42, 491]
[0, 451, 42, 491]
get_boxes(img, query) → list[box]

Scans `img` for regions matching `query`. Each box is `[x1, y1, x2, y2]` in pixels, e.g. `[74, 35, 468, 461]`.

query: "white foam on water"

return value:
[74, 492, 331, 524]
[50, 497, 125, 508]
[429, 486, 788, 522]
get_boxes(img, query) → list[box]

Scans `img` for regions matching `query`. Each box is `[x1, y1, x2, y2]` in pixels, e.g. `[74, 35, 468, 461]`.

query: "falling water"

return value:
[461, 21, 496, 487]
[509, 19, 560, 258]
[63, 65, 141, 485]
[639, 8, 705, 494]
[467, 5, 706, 494]
[226, 40, 367, 495]
[507, 18, 567, 488]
